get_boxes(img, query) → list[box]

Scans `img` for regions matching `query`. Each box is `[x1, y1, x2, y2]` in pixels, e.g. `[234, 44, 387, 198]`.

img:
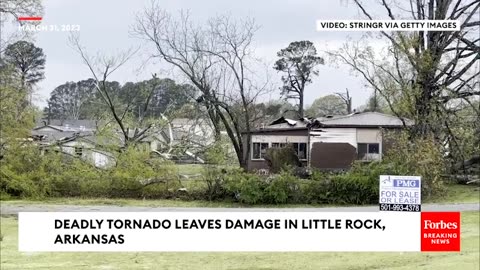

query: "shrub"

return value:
[0, 141, 187, 200]
[328, 173, 378, 205]
[305, 163, 381, 205]
[202, 166, 229, 201]
[383, 131, 446, 197]
[51, 158, 106, 197]
[264, 147, 301, 173]
[200, 139, 240, 201]
[225, 172, 266, 204]
[0, 145, 61, 198]
[108, 171, 143, 198]
[142, 159, 181, 199]
[304, 176, 332, 204]
[264, 171, 303, 204]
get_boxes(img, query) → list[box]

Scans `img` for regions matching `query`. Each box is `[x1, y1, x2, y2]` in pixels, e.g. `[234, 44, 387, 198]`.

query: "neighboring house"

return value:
[32, 123, 115, 168]
[242, 112, 413, 172]
[32, 118, 217, 167]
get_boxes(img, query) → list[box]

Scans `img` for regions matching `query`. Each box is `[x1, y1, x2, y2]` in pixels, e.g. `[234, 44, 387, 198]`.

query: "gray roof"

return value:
[34, 125, 95, 132]
[35, 119, 100, 129]
[318, 112, 413, 127]
[267, 112, 413, 129]
[31, 129, 95, 143]
[31, 117, 213, 148]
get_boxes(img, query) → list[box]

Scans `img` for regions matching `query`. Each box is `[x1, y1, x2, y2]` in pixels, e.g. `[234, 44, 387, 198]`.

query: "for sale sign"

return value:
[379, 175, 421, 212]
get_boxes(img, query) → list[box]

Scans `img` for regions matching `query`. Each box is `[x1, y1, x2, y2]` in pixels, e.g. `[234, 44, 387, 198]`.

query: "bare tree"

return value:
[335, 88, 353, 114]
[133, 4, 270, 169]
[69, 35, 161, 148]
[0, 0, 43, 53]
[329, 0, 480, 165]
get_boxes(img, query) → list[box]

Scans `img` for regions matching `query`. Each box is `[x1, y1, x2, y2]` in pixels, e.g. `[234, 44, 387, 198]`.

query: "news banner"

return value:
[18, 175, 461, 252]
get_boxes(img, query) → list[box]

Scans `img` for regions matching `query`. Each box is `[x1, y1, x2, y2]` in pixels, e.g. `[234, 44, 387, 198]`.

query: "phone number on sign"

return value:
[19, 24, 81, 32]
[379, 203, 421, 212]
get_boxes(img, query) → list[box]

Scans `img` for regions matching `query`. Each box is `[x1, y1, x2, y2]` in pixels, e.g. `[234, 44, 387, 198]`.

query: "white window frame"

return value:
[271, 142, 287, 148]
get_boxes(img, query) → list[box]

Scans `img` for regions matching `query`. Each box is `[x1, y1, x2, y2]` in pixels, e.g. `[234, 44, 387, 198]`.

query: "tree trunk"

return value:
[298, 90, 304, 118]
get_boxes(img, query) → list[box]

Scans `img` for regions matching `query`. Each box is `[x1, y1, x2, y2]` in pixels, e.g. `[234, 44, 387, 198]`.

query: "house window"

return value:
[293, 143, 307, 160]
[74, 146, 83, 157]
[357, 143, 380, 161]
[252, 142, 269, 160]
[272, 143, 287, 148]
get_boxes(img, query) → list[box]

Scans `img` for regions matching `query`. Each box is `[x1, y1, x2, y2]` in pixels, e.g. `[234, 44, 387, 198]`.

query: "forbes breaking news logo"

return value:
[421, 212, 461, 252]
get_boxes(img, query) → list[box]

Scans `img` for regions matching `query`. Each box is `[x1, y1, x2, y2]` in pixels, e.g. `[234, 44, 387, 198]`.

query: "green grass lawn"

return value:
[0, 211, 478, 270]
[427, 184, 480, 204]
[1, 184, 478, 208]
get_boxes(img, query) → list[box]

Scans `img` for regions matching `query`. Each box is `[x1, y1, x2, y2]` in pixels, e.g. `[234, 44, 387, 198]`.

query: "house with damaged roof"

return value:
[32, 121, 116, 168]
[32, 118, 217, 168]
[242, 112, 413, 172]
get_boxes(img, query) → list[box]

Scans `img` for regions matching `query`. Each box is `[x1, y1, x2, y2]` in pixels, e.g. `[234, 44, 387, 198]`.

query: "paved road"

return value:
[1, 203, 478, 215]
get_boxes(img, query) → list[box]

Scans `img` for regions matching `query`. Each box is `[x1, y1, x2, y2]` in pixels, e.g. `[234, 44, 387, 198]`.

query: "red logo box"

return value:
[421, 212, 461, 252]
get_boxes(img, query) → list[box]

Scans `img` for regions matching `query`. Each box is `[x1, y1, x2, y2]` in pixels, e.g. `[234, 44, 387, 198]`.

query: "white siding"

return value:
[59, 141, 115, 168]
[310, 128, 357, 147]
[251, 135, 308, 144]
[356, 129, 383, 160]
[356, 129, 382, 144]
[61, 141, 80, 155]
[150, 140, 158, 151]
[92, 152, 109, 168]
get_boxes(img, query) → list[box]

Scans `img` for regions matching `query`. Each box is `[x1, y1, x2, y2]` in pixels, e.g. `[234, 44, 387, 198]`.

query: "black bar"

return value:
[379, 203, 421, 212]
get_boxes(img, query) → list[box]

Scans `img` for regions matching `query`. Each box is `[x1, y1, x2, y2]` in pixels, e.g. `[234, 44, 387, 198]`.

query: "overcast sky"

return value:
[24, 0, 388, 109]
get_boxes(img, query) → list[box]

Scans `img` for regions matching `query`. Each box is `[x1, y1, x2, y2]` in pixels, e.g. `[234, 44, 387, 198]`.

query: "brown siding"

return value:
[310, 142, 357, 170]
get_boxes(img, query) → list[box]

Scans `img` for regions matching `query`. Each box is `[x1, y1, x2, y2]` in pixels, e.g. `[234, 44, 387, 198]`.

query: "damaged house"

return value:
[32, 120, 115, 168]
[32, 118, 216, 168]
[243, 112, 413, 172]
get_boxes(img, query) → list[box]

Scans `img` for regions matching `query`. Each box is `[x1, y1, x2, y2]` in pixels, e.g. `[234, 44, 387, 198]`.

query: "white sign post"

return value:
[379, 175, 422, 212]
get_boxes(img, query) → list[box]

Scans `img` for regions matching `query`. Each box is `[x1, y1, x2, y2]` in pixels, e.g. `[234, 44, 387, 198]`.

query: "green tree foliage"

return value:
[443, 101, 480, 170]
[0, 60, 36, 159]
[45, 77, 195, 121]
[256, 100, 298, 121]
[118, 77, 195, 120]
[305, 94, 348, 117]
[45, 78, 98, 120]
[3, 40, 46, 88]
[383, 131, 446, 197]
[331, 0, 479, 168]
[274, 41, 324, 118]
[0, 143, 180, 199]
